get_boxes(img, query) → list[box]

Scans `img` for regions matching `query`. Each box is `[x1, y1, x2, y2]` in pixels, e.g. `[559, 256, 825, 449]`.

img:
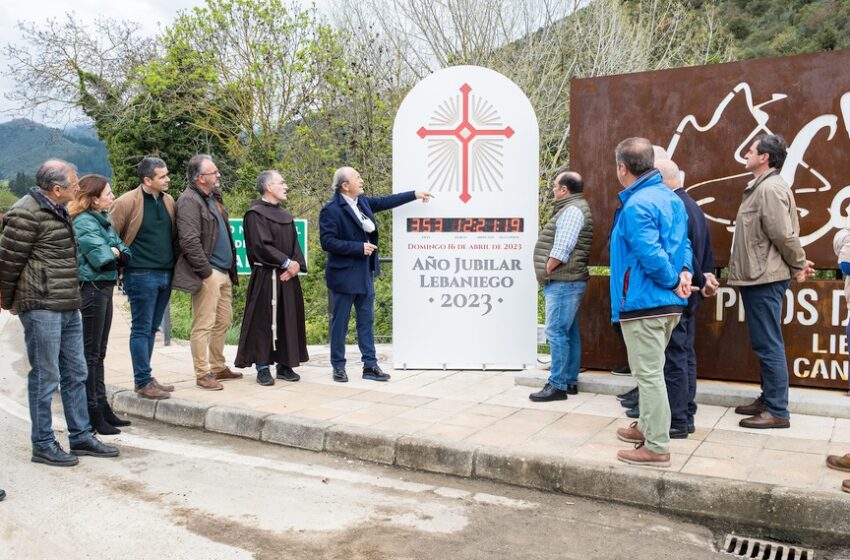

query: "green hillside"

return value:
[720, 0, 850, 59]
[0, 119, 111, 182]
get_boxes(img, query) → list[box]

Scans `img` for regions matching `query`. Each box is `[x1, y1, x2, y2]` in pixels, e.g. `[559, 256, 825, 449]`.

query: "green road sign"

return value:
[229, 218, 308, 276]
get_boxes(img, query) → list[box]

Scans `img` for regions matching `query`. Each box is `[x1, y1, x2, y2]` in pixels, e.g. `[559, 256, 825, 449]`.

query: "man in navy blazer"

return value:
[319, 166, 432, 382]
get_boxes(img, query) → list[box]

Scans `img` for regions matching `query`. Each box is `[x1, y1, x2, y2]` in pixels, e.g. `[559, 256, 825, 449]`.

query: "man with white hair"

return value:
[319, 167, 431, 382]
[656, 158, 718, 438]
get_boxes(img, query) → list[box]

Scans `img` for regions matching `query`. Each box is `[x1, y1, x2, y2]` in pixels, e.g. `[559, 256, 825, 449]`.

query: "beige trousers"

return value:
[190, 269, 233, 378]
[621, 315, 680, 454]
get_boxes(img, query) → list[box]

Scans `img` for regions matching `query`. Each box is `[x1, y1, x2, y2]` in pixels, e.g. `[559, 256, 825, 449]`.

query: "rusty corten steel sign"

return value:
[570, 48, 850, 267]
[579, 277, 849, 390]
[570, 50, 850, 390]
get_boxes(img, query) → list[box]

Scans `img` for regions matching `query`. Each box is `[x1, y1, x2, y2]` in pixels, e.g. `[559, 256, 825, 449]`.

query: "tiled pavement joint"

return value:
[516, 373, 850, 420]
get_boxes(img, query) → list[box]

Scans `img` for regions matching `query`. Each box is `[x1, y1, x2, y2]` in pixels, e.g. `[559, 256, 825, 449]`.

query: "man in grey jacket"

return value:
[728, 135, 814, 429]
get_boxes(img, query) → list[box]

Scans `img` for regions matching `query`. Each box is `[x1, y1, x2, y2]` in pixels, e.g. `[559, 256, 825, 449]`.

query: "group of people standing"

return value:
[527, 135, 836, 472]
[0, 156, 429, 481]
[1, 132, 848, 499]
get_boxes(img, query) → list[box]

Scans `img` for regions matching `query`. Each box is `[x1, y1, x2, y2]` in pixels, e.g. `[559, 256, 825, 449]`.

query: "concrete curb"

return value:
[206, 406, 271, 440]
[155, 398, 211, 428]
[108, 387, 850, 543]
[113, 390, 158, 419]
[397, 436, 476, 477]
[261, 415, 327, 451]
[324, 425, 400, 465]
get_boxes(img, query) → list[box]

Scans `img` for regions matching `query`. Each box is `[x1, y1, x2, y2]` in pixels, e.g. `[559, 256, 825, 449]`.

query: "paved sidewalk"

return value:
[4, 294, 850, 542]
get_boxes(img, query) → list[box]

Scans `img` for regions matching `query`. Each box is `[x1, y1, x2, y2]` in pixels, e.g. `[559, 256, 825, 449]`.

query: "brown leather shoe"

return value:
[826, 453, 850, 472]
[213, 367, 243, 381]
[616, 421, 645, 444]
[734, 398, 765, 416]
[617, 443, 670, 468]
[196, 373, 223, 391]
[843, 479, 850, 493]
[135, 381, 171, 400]
[739, 410, 790, 429]
[152, 377, 175, 392]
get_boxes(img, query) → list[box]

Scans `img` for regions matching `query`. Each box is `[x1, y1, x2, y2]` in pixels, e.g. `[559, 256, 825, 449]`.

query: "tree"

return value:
[331, 0, 731, 215]
[3, 15, 158, 190]
[8, 171, 35, 198]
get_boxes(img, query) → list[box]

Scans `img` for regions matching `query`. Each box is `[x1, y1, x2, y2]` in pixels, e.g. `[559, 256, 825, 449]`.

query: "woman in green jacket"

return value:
[70, 174, 132, 435]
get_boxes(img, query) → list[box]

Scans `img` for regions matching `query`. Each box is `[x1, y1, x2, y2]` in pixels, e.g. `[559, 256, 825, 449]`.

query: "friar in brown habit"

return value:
[235, 170, 308, 385]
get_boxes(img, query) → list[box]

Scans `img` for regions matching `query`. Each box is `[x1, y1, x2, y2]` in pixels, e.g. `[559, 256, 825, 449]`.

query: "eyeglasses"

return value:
[199, 171, 221, 176]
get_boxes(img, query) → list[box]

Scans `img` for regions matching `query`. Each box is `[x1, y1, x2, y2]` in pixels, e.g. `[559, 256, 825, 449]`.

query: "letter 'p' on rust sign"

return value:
[570, 49, 850, 390]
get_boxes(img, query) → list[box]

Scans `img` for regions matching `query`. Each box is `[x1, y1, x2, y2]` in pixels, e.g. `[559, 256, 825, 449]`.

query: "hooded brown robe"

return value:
[235, 200, 308, 368]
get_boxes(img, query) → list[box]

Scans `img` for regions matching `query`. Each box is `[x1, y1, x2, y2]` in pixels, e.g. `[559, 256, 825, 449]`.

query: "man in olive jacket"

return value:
[728, 134, 814, 429]
[173, 154, 239, 391]
[0, 160, 119, 466]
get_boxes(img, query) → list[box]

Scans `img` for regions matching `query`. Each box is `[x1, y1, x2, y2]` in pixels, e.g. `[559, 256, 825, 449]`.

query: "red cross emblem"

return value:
[417, 83, 515, 203]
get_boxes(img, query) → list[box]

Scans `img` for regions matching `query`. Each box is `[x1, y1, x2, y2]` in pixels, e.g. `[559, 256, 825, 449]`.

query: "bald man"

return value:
[319, 167, 431, 383]
[529, 170, 593, 402]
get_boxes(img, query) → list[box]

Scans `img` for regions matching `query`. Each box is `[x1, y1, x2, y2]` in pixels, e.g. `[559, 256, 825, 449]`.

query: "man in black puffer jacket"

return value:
[0, 160, 119, 466]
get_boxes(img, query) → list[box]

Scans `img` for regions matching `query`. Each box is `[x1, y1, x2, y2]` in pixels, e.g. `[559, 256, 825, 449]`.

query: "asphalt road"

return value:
[0, 390, 741, 560]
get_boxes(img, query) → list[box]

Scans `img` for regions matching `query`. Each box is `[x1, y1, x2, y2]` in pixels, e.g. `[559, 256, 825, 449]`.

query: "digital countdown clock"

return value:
[406, 217, 524, 233]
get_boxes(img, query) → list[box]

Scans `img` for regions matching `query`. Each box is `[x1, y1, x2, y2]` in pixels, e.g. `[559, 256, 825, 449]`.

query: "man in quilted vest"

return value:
[0, 160, 119, 466]
[529, 171, 593, 402]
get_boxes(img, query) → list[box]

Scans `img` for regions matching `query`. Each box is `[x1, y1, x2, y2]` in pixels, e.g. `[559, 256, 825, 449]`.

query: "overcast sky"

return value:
[0, 0, 325, 128]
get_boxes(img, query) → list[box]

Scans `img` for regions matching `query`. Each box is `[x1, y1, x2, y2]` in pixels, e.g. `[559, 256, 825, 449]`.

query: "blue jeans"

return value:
[124, 270, 172, 388]
[741, 280, 791, 419]
[19, 310, 93, 450]
[329, 288, 376, 369]
[544, 280, 587, 390]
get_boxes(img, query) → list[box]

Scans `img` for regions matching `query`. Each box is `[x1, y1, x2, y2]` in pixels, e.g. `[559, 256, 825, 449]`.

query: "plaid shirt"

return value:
[549, 205, 584, 263]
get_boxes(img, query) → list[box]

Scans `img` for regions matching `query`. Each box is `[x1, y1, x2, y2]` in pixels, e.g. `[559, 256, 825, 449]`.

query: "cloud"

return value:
[0, 0, 202, 125]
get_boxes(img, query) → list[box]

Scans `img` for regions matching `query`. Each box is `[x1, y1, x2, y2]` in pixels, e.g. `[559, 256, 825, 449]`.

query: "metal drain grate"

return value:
[722, 535, 814, 560]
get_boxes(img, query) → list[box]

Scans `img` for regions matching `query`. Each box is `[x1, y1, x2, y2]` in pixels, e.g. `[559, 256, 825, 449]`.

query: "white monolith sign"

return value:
[392, 65, 539, 370]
